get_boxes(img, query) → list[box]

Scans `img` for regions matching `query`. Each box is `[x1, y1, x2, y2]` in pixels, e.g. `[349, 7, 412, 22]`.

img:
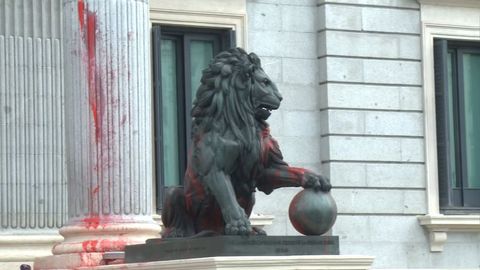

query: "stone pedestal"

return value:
[76, 255, 375, 270]
[126, 236, 339, 263]
[34, 0, 160, 269]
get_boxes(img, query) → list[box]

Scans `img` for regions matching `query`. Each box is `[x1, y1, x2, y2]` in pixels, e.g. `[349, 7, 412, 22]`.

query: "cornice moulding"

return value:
[417, 0, 480, 8]
[88, 255, 375, 270]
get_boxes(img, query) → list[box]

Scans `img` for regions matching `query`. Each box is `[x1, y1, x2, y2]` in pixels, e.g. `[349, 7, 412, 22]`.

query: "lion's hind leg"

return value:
[161, 187, 195, 238]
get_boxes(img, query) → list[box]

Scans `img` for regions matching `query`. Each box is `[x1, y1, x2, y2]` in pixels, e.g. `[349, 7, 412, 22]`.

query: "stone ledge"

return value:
[418, 214, 480, 252]
[417, 0, 480, 8]
[79, 255, 375, 270]
[0, 233, 62, 262]
[152, 213, 275, 230]
[0, 233, 62, 270]
[35, 252, 105, 270]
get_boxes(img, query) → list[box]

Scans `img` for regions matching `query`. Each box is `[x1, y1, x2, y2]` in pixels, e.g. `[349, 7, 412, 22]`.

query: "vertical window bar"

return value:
[152, 25, 164, 211]
[223, 30, 236, 49]
[456, 49, 467, 207]
[433, 39, 455, 209]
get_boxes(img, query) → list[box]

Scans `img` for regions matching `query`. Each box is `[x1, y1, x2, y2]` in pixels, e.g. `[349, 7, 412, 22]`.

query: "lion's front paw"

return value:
[302, 171, 332, 192]
[224, 215, 252, 236]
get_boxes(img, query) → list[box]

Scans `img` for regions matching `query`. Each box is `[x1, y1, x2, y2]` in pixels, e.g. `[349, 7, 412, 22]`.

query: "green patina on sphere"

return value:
[288, 189, 337, 235]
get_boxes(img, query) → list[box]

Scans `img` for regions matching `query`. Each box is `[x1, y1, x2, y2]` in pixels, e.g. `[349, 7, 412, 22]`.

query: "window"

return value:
[152, 25, 235, 210]
[434, 39, 480, 212]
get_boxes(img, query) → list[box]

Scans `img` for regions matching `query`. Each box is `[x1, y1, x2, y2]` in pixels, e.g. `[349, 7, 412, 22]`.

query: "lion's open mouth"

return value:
[255, 104, 279, 120]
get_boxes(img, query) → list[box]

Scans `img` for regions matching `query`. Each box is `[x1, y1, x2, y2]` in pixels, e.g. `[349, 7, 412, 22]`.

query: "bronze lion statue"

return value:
[161, 48, 331, 237]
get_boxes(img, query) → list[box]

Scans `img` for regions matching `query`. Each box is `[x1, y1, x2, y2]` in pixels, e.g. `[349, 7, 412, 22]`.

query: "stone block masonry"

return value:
[248, 0, 323, 236]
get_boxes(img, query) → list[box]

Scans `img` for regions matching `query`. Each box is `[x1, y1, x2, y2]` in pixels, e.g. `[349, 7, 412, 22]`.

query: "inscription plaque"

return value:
[125, 235, 339, 263]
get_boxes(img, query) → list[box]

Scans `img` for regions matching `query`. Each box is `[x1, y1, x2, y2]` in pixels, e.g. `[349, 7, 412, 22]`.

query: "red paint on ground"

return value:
[77, 252, 105, 269]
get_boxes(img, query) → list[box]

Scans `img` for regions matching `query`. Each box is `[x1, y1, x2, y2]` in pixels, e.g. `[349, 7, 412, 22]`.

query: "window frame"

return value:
[434, 38, 480, 214]
[152, 25, 235, 211]
[417, 0, 480, 253]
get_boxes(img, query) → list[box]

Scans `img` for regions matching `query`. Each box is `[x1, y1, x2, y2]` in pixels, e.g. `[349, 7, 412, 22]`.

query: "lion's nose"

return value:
[276, 92, 283, 101]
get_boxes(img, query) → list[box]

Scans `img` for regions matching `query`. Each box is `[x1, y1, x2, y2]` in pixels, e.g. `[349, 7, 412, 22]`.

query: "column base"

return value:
[34, 217, 161, 269]
[52, 217, 161, 254]
[74, 255, 375, 270]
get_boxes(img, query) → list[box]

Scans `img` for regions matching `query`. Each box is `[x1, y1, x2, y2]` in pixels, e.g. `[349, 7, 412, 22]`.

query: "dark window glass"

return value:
[152, 25, 235, 210]
[434, 39, 480, 213]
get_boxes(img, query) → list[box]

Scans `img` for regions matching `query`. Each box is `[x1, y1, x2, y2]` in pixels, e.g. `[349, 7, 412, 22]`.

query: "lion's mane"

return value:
[191, 48, 264, 152]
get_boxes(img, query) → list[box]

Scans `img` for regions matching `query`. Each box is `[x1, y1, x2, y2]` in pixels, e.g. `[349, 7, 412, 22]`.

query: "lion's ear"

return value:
[248, 52, 261, 66]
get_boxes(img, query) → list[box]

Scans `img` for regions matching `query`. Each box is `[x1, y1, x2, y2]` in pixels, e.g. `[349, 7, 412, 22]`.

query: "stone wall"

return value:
[247, 0, 322, 235]
[1, 0, 479, 269]
[317, 1, 427, 267]
[249, 0, 480, 268]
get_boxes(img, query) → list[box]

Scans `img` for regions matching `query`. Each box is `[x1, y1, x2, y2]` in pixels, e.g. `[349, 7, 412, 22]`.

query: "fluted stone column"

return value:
[35, 0, 160, 268]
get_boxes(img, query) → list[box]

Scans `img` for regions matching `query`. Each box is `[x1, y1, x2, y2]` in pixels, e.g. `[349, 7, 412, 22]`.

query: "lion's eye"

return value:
[262, 79, 270, 86]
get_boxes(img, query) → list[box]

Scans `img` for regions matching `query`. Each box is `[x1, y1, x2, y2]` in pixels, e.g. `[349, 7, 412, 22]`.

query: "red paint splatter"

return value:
[83, 216, 100, 229]
[261, 127, 270, 138]
[82, 240, 99, 252]
[92, 185, 100, 195]
[100, 239, 127, 251]
[78, 252, 105, 268]
[87, 13, 105, 143]
[77, 2, 105, 143]
[78, 0, 85, 31]
[288, 167, 306, 179]
[289, 194, 307, 234]
[81, 239, 127, 253]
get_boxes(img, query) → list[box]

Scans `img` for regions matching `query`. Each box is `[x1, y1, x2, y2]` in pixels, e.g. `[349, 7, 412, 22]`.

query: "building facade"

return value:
[0, 0, 479, 269]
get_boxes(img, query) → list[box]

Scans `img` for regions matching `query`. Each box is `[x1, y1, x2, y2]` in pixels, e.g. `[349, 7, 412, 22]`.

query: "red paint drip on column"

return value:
[78, 0, 85, 31]
[87, 12, 104, 143]
[78, 1, 105, 143]
[92, 185, 100, 195]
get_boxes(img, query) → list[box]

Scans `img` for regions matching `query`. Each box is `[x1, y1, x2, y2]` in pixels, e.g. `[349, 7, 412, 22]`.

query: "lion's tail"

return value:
[161, 187, 195, 238]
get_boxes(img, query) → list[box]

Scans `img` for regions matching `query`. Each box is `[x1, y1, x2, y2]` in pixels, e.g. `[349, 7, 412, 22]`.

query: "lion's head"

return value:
[191, 48, 282, 145]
